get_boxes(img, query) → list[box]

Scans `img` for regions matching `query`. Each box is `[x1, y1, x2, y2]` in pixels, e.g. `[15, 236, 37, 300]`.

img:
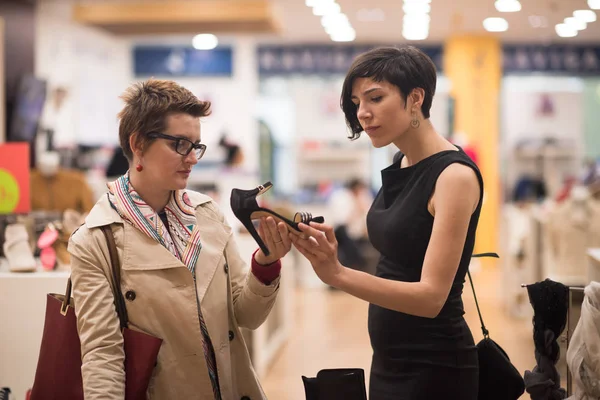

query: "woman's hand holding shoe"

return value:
[253, 216, 292, 265]
[290, 221, 345, 287]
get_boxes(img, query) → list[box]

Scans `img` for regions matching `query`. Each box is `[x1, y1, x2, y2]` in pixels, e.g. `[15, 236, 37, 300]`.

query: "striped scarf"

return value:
[106, 173, 221, 399]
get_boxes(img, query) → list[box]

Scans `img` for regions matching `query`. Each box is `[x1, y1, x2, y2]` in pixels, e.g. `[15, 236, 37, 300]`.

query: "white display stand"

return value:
[500, 204, 539, 318]
[0, 260, 70, 400]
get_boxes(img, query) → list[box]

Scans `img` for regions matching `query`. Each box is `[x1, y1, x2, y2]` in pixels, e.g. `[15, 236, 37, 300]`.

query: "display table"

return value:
[0, 260, 70, 400]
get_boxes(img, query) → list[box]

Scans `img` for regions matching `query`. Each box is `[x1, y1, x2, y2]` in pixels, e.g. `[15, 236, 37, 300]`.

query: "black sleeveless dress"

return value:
[366, 148, 482, 400]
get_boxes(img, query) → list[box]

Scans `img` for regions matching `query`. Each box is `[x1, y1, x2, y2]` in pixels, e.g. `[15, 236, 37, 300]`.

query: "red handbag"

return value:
[30, 225, 163, 400]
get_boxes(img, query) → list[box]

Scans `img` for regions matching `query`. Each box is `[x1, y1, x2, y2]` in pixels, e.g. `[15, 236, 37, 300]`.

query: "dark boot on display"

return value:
[302, 368, 367, 400]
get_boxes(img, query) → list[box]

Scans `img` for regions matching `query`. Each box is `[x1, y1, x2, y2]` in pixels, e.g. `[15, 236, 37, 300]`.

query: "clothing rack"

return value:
[520, 283, 584, 292]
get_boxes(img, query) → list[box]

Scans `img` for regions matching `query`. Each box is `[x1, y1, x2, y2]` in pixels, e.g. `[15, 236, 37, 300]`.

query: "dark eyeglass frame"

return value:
[147, 132, 207, 159]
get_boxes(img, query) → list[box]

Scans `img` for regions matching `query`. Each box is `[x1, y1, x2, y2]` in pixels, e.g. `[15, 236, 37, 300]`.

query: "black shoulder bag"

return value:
[469, 253, 525, 400]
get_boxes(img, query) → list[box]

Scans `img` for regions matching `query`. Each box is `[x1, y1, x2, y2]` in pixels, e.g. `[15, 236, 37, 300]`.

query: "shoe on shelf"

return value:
[230, 181, 324, 256]
[3, 223, 37, 272]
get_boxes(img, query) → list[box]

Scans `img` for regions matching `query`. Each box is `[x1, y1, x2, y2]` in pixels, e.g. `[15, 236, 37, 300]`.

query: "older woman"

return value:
[69, 79, 291, 399]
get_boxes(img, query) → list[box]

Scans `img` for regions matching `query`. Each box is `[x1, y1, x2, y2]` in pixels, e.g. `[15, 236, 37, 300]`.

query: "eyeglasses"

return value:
[147, 132, 207, 159]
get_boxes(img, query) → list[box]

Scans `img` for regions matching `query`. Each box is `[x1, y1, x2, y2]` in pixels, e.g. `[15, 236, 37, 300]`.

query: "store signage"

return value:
[257, 44, 600, 76]
[503, 45, 600, 74]
[257, 45, 444, 75]
[133, 46, 233, 77]
[0, 143, 30, 214]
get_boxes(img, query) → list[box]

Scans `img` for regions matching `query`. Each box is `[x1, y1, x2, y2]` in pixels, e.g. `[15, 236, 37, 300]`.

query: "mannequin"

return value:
[30, 150, 94, 213]
[37, 151, 60, 177]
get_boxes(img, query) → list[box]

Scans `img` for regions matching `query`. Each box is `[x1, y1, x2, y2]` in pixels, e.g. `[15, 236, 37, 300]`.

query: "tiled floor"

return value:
[261, 264, 538, 400]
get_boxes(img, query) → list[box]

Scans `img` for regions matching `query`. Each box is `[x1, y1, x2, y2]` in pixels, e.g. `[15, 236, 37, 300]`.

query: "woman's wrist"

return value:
[253, 249, 278, 266]
[251, 249, 281, 285]
[329, 263, 349, 289]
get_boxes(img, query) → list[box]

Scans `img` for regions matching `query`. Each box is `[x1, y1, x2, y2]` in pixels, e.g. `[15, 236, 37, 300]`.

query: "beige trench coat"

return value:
[68, 191, 279, 400]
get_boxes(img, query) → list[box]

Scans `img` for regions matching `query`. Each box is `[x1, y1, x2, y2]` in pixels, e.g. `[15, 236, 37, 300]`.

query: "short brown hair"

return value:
[117, 79, 211, 161]
[341, 46, 437, 140]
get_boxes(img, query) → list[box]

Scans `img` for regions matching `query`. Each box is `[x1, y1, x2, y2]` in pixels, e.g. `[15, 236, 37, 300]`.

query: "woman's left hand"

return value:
[253, 217, 292, 265]
[289, 221, 345, 286]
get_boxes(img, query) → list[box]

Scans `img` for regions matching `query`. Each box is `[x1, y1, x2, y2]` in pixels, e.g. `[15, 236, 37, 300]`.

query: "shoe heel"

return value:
[239, 215, 271, 257]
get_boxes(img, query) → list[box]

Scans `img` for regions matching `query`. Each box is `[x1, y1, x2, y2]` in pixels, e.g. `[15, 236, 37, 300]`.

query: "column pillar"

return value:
[444, 36, 502, 262]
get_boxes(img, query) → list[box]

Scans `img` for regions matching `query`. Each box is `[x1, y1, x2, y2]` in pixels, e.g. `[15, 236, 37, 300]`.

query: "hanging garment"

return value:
[523, 279, 569, 400]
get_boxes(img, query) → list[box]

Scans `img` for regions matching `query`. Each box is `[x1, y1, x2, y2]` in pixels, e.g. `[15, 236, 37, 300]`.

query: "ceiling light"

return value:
[403, 2, 431, 14]
[402, 26, 429, 40]
[324, 20, 352, 34]
[192, 34, 218, 50]
[322, 13, 349, 28]
[573, 9, 597, 23]
[313, 1, 340, 16]
[330, 28, 356, 42]
[495, 0, 522, 12]
[483, 17, 508, 32]
[404, 13, 431, 25]
[403, 0, 431, 3]
[564, 17, 587, 30]
[555, 23, 578, 37]
[589, 0, 600, 9]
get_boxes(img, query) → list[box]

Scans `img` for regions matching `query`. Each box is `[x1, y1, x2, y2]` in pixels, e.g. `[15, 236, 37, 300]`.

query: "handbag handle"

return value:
[467, 252, 500, 339]
[61, 225, 128, 329]
[100, 225, 129, 330]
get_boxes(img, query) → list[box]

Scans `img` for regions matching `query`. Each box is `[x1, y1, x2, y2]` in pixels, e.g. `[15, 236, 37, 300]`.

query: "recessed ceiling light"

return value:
[555, 23, 578, 37]
[322, 13, 349, 29]
[483, 17, 509, 32]
[403, 2, 431, 14]
[330, 28, 356, 42]
[495, 0, 522, 12]
[403, 0, 431, 3]
[192, 34, 218, 50]
[573, 9, 597, 23]
[402, 26, 429, 40]
[564, 17, 587, 30]
[588, 0, 600, 9]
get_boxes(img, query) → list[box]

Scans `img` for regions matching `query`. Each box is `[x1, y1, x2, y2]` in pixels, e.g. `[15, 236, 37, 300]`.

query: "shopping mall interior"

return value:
[1, 0, 600, 399]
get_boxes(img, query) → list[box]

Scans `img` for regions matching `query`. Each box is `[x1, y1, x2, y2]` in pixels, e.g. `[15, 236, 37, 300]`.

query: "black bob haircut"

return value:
[341, 46, 438, 140]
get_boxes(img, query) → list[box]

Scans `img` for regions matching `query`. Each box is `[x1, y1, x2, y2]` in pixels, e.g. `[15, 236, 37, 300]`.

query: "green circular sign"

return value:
[0, 168, 20, 213]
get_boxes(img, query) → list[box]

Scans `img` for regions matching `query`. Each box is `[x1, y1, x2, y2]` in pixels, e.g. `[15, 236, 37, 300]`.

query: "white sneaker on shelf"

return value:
[3, 223, 37, 272]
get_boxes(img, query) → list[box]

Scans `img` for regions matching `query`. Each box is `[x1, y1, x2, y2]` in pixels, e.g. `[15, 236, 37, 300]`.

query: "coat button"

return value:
[125, 290, 136, 301]
[224, 264, 229, 274]
[228, 330, 234, 341]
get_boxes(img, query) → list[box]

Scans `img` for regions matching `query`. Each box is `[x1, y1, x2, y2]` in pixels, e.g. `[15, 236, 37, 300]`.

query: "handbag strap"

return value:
[99, 225, 129, 330]
[467, 252, 500, 339]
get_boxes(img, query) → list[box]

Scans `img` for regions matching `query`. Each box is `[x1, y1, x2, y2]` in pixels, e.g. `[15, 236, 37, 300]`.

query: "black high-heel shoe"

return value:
[230, 181, 324, 256]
